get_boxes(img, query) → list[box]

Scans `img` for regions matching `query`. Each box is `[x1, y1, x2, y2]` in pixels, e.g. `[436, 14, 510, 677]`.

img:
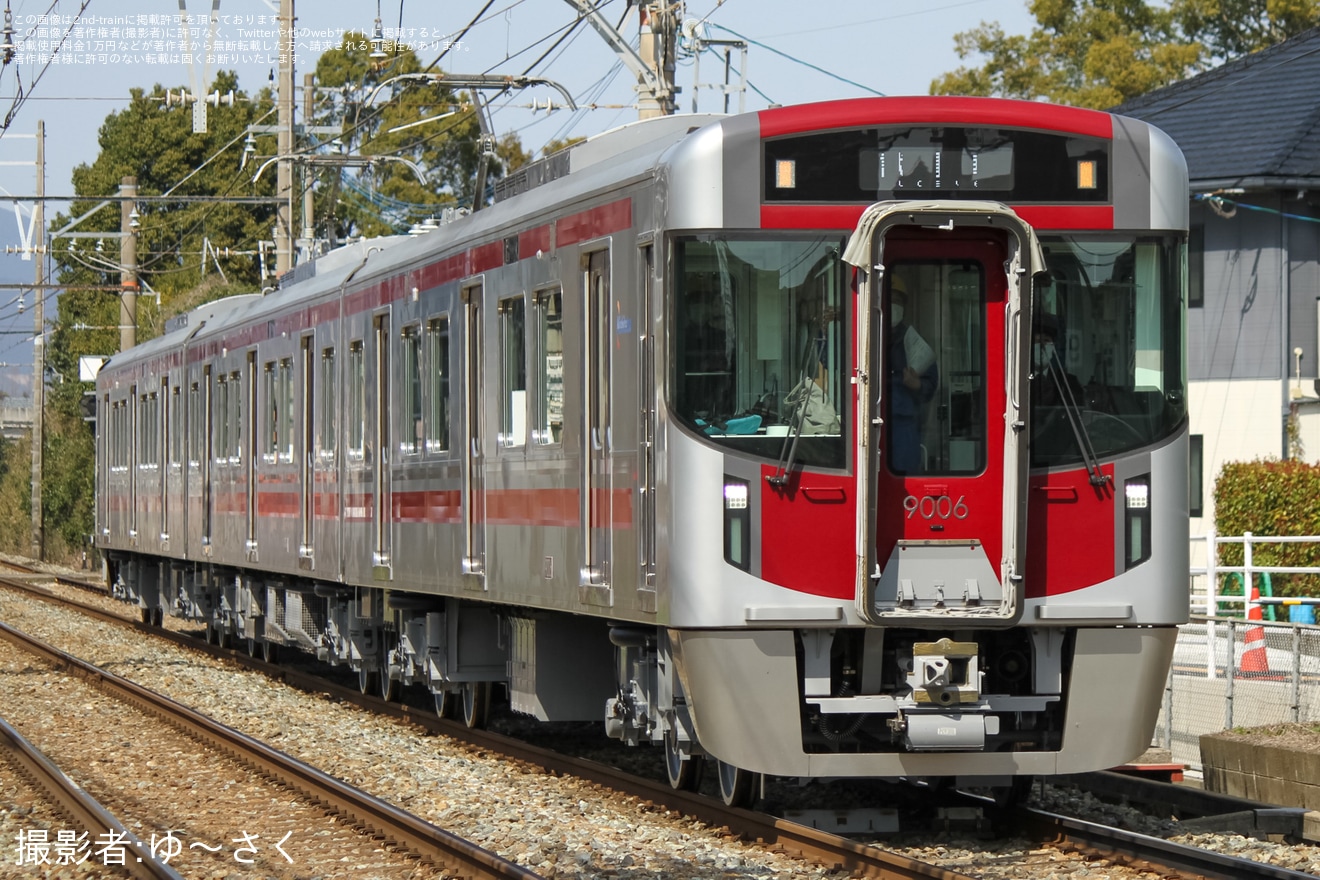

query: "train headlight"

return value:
[1124, 475, 1151, 569]
[723, 478, 751, 570]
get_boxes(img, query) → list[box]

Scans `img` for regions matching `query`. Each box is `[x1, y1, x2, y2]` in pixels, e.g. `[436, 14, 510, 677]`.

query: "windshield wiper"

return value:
[1043, 356, 1111, 487]
[767, 330, 827, 488]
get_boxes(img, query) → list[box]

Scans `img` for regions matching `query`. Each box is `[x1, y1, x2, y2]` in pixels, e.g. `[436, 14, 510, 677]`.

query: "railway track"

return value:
[0, 612, 541, 880]
[0, 714, 184, 879]
[3, 564, 1318, 880]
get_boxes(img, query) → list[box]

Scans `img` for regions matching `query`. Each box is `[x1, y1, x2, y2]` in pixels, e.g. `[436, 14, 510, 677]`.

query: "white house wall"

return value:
[1189, 378, 1283, 536]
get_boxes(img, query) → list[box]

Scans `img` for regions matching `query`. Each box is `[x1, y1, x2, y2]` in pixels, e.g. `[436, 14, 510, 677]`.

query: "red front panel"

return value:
[759, 468, 857, 600]
[1025, 466, 1115, 597]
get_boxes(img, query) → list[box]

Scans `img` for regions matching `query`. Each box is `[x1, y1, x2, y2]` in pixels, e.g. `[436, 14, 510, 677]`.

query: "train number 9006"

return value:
[903, 494, 969, 520]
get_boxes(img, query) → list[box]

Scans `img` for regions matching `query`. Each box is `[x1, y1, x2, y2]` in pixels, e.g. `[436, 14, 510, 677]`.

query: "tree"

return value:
[49, 68, 276, 373]
[1173, 0, 1320, 60]
[8, 53, 532, 561]
[932, 0, 1319, 108]
[310, 34, 530, 242]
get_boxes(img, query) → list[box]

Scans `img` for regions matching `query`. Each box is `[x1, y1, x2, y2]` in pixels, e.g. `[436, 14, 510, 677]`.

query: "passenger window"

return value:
[400, 326, 422, 455]
[499, 297, 527, 448]
[348, 340, 365, 461]
[278, 358, 294, 463]
[319, 347, 336, 461]
[533, 289, 564, 445]
[264, 362, 278, 462]
[426, 318, 449, 453]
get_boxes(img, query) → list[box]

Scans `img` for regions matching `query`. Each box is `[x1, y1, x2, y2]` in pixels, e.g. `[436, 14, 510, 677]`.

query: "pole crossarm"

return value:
[251, 153, 426, 185]
[363, 72, 578, 111]
[561, 0, 665, 102]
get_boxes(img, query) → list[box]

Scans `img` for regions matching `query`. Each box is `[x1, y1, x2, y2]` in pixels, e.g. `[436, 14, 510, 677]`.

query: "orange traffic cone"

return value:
[1241, 586, 1269, 675]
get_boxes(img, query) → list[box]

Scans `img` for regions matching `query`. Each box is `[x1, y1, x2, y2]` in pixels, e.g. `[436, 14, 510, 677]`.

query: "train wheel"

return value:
[205, 621, 219, 645]
[664, 728, 703, 791]
[462, 681, 490, 729]
[140, 608, 152, 625]
[379, 665, 399, 703]
[434, 689, 458, 720]
[357, 664, 378, 696]
[245, 637, 259, 658]
[716, 760, 759, 809]
[152, 607, 163, 627]
[261, 638, 279, 664]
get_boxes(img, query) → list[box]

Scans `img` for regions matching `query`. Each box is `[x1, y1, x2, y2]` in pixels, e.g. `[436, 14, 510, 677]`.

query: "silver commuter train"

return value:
[97, 96, 1190, 805]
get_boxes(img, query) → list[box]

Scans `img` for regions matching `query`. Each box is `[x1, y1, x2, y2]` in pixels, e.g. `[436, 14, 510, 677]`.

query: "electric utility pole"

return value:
[276, 0, 295, 274]
[119, 177, 138, 352]
[30, 121, 43, 560]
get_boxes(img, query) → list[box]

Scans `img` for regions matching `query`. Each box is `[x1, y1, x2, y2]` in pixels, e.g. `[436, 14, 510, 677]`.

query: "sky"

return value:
[0, 0, 1038, 393]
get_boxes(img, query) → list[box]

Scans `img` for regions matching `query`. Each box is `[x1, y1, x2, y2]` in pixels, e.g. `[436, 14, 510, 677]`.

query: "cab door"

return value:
[849, 203, 1038, 626]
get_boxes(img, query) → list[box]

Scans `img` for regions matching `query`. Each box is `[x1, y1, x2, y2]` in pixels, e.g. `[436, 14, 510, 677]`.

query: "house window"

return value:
[1189, 433, 1204, 518]
[1188, 224, 1204, 309]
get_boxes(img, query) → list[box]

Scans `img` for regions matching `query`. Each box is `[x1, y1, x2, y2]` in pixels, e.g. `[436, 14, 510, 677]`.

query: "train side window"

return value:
[140, 392, 158, 469]
[216, 374, 229, 464]
[348, 340, 365, 461]
[110, 400, 123, 471]
[533, 288, 564, 445]
[498, 296, 527, 449]
[170, 385, 183, 469]
[400, 325, 422, 455]
[228, 370, 243, 463]
[278, 357, 294, 463]
[319, 347, 336, 461]
[425, 318, 449, 453]
[188, 382, 202, 469]
[263, 362, 278, 463]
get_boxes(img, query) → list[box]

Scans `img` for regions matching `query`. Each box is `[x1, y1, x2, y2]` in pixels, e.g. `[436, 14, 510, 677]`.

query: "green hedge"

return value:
[1214, 459, 1320, 600]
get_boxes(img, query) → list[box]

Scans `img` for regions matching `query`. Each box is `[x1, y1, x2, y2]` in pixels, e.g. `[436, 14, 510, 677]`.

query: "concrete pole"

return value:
[302, 71, 315, 257]
[638, 3, 678, 119]
[276, 0, 295, 275]
[119, 176, 138, 352]
[30, 120, 43, 560]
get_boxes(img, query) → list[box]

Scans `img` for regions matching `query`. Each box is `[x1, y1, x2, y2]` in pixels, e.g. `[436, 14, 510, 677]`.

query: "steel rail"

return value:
[0, 616, 543, 880]
[0, 572, 972, 880]
[1014, 805, 1319, 880]
[8, 568, 1318, 880]
[0, 715, 186, 880]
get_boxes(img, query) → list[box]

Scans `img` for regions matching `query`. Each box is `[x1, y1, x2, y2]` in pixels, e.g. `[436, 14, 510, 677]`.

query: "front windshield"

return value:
[671, 235, 847, 469]
[1031, 235, 1186, 466]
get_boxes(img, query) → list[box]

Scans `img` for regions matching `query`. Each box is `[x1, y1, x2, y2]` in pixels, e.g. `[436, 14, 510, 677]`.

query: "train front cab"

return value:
[662, 199, 1188, 796]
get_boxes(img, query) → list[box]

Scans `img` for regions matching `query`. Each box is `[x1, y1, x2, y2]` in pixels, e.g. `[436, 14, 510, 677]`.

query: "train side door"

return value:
[299, 334, 315, 569]
[852, 204, 1036, 626]
[245, 351, 258, 561]
[129, 385, 138, 543]
[201, 366, 213, 552]
[461, 285, 486, 580]
[372, 313, 392, 579]
[637, 243, 657, 607]
[580, 249, 613, 601]
[160, 378, 170, 549]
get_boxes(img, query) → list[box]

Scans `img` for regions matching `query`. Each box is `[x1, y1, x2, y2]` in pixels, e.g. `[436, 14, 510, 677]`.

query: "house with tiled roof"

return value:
[1114, 26, 1320, 532]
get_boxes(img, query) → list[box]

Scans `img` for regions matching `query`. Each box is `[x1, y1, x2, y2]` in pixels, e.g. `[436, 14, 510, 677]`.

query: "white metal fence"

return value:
[1153, 531, 1320, 774]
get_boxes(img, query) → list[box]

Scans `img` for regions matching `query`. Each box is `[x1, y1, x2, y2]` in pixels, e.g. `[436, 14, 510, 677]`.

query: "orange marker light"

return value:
[1077, 159, 1097, 190]
[775, 159, 796, 189]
